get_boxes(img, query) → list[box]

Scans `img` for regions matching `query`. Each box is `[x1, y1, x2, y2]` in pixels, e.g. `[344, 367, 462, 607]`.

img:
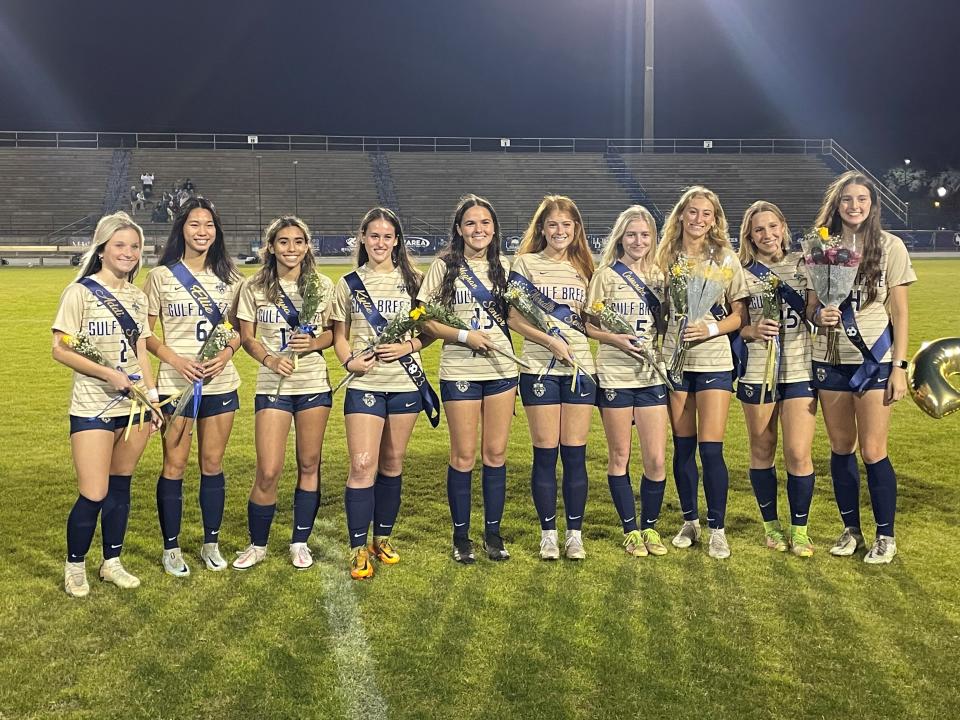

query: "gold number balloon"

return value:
[908, 338, 960, 419]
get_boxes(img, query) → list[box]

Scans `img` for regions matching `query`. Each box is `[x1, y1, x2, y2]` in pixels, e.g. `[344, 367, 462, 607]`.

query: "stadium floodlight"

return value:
[936, 186, 948, 198]
[934, 201, 941, 208]
[904, 158, 911, 166]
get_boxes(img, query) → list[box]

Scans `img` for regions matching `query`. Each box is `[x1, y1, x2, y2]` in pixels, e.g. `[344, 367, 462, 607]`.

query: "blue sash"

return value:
[507, 271, 586, 335]
[169, 261, 223, 327]
[343, 271, 440, 428]
[710, 301, 747, 379]
[458, 262, 511, 344]
[78, 277, 141, 348]
[838, 297, 893, 392]
[275, 284, 317, 351]
[610, 261, 662, 317]
[745, 260, 805, 318]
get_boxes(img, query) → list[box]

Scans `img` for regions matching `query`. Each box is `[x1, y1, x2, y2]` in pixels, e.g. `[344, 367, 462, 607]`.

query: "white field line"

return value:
[313, 518, 389, 720]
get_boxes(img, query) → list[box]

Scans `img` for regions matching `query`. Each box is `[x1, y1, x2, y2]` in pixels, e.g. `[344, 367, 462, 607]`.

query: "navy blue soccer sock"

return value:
[292, 488, 320, 543]
[639, 476, 666, 531]
[865, 457, 897, 537]
[373, 472, 402, 537]
[672, 435, 699, 521]
[156, 476, 184, 550]
[199, 472, 225, 544]
[786, 472, 815, 528]
[446, 466, 473, 539]
[66, 494, 103, 562]
[607, 472, 638, 533]
[345, 486, 374, 548]
[481, 464, 506, 536]
[247, 500, 276, 547]
[101, 474, 132, 560]
[699, 441, 729, 530]
[830, 451, 861, 529]
[749, 467, 779, 522]
[560, 444, 587, 531]
[531, 446, 559, 530]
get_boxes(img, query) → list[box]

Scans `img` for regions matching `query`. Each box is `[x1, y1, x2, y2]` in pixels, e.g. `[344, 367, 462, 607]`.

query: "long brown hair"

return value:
[250, 215, 317, 304]
[356, 207, 422, 301]
[517, 195, 595, 281]
[815, 171, 883, 307]
[655, 186, 732, 276]
[738, 201, 791, 266]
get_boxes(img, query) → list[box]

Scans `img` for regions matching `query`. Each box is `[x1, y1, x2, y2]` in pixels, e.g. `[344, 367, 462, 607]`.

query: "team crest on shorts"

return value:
[362, 392, 375, 407]
[532, 381, 546, 398]
[267, 395, 277, 403]
[605, 388, 617, 402]
[816, 367, 827, 382]
[744, 385, 754, 398]
[456, 380, 470, 393]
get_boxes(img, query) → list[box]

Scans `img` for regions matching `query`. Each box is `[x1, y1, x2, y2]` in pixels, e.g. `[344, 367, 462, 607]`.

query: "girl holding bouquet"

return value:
[331, 207, 430, 580]
[585, 205, 670, 558]
[234, 216, 335, 570]
[737, 201, 817, 557]
[806, 172, 915, 564]
[508, 195, 596, 561]
[417, 195, 517, 564]
[655, 186, 749, 559]
[53, 212, 163, 597]
[144, 197, 243, 577]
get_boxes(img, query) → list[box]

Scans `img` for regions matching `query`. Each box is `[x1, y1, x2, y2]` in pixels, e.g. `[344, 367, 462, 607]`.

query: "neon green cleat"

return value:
[641, 528, 668, 556]
[623, 529, 648, 557]
[789, 527, 815, 558]
[763, 520, 788, 552]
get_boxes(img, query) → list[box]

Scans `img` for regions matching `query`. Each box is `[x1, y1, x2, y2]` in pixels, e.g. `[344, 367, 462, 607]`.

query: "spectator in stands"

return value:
[151, 201, 167, 223]
[184, 178, 195, 193]
[130, 186, 145, 215]
[141, 171, 154, 198]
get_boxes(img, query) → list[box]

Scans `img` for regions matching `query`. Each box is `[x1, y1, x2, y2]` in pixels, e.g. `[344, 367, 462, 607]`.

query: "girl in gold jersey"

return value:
[53, 212, 163, 597]
[737, 201, 817, 557]
[145, 198, 242, 577]
[655, 186, 749, 560]
[585, 206, 669, 559]
[806, 172, 915, 564]
[332, 207, 430, 580]
[234, 216, 335, 571]
[509, 195, 596, 561]
[418, 195, 517, 564]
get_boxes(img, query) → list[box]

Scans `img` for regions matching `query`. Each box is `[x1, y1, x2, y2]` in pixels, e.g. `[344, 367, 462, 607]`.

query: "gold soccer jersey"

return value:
[510, 252, 595, 377]
[417, 257, 518, 381]
[741, 252, 812, 384]
[144, 265, 241, 396]
[235, 274, 335, 395]
[586, 264, 665, 389]
[811, 231, 916, 364]
[53, 282, 153, 418]
[330, 265, 420, 392]
[661, 247, 750, 373]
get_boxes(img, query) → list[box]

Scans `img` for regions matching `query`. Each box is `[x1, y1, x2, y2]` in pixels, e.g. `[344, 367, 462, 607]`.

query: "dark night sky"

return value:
[0, 0, 957, 171]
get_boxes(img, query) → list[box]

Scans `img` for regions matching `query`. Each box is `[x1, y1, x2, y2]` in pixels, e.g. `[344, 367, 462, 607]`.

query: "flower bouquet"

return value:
[504, 281, 592, 392]
[756, 273, 782, 396]
[590, 301, 670, 386]
[165, 321, 238, 436]
[801, 227, 861, 365]
[277, 271, 329, 394]
[333, 308, 420, 394]
[417, 298, 528, 368]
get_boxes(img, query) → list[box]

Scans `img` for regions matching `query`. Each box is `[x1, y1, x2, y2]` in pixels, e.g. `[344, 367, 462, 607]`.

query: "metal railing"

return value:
[823, 139, 909, 225]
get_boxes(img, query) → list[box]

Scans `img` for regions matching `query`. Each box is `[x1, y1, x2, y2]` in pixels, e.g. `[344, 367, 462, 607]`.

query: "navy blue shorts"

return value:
[597, 384, 669, 409]
[160, 389, 239, 419]
[812, 362, 890, 393]
[255, 392, 332, 414]
[440, 377, 518, 402]
[519, 373, 597, 406]
[344, 389, 421, 417]
[668, 371, 734, 394]
[70, 413, 153, 435]
[737, 381, 816, 405]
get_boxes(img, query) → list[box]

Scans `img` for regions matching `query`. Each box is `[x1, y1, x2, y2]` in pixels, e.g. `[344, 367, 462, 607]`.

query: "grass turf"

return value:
[0, 260, 958, 719]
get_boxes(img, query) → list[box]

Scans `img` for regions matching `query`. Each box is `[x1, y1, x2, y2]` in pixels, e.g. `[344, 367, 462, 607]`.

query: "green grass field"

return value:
[1, 260, 958, 720]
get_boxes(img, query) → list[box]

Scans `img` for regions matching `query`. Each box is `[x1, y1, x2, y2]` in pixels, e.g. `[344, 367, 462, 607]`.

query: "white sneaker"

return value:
[564, 530, 586, 560]
[232, 544, 267, 570]
[829, 526, 865, 557]
[200, 542, 227, 571]
[863, 535, 897, 565]
[289, 542, 314, 569]
[539, 530, 560, 561]
[671, 520, 702, 548]
[162, 548, 191, 577]
[707, 529, 731, 559]
[99, 557, 141, 589]
[64, 561, 89, 598]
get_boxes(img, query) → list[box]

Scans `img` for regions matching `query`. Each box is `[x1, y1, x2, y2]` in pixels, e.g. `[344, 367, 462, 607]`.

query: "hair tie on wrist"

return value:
[457, 329, 469, 344]
[147, 388, 160, 403]
[706, 322, 719, 338]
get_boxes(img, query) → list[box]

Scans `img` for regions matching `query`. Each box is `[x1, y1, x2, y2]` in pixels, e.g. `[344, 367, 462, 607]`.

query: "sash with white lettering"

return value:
[275, 284, 317, 352]
[458, 262, 511, 343]
[745, 260, 805, 318]
[343, 271, 441, 427]
[169, 261, 224, 327]
[78, 277, 141, 347]
[710, 301, 747, 379]
[507, 271, 586, 335]
[838, 296, 893, 393]
[611, 261, 662, 317]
